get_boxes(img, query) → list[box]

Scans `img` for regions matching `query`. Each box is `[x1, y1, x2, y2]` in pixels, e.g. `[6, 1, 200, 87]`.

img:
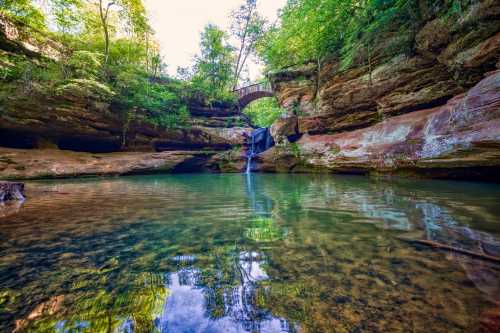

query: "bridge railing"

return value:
[234, 82, 272, 99]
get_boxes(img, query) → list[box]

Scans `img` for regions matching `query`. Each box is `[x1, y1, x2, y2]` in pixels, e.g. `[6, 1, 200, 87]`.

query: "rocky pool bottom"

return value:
[0, 174, 499, 333]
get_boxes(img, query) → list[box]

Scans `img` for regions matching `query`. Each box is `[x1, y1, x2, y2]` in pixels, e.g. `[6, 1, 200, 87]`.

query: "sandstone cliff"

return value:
[0, 13, 252, 156]
[0, 14, 253, 179]
[262, 0, 500, 180]
[0, 90, 251, 153]
[1, 2, 499, 180]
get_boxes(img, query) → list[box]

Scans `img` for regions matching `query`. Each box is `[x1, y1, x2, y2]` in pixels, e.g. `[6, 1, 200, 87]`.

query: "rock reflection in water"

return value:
[0, 174, 499, 332]
[0, 199, 24, 219]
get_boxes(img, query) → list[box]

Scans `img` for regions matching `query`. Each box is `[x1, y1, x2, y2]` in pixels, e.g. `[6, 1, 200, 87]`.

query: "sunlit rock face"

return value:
[264, 1, 500, 180]
[0, 13, 62, 60]
[269, 1, 499, 136]
[270, 116, 299, 145]
[258, 71, 500, 179]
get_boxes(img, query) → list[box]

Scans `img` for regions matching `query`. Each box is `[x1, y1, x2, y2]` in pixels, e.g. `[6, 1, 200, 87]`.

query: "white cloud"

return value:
[144, 0, 285, 80]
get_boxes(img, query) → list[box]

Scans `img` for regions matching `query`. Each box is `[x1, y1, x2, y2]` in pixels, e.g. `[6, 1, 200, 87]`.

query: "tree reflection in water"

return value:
[157, 174, 294, 332]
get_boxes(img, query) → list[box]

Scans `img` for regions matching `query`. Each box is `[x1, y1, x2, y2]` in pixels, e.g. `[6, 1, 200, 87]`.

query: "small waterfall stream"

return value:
[246, 128, 274, 174]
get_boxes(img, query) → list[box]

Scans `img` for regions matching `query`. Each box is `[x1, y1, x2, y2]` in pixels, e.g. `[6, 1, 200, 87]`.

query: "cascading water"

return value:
[245, 135, 254, 174]
[245, 128, 274, 174]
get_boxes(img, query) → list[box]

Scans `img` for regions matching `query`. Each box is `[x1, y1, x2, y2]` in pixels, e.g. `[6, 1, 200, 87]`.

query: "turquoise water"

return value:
[0, 174, 499, 332]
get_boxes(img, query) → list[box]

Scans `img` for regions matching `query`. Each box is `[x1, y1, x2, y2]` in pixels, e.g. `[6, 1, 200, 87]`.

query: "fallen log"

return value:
[397, 237, 500, 263]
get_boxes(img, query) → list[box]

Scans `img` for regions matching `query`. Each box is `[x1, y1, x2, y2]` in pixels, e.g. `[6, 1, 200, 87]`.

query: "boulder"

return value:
[0, 181, 25, 201]
[210, 148, 247, 173]
[270, 116, 299, 143]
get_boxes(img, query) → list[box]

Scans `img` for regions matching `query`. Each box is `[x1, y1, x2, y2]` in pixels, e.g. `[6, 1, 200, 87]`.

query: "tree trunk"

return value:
[233, 5, 254, 90]
[145, 32, 149, 73]
[235, 42, 254, 85]
[103, 25, 110, 64]
[99, 0, 112, 65]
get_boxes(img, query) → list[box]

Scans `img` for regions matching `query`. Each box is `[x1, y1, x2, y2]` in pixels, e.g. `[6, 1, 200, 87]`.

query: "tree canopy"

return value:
[1, 0, 198, 135]
[190, 24, 236, 104]
[255, 0, 467, 71]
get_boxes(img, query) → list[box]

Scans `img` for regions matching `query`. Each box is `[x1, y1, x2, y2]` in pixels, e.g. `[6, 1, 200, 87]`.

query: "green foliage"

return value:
[147, 105, 190, 129]
[189, 24, 236, 105]
[2, 0, 272, 136]
[50, 0, 82, 35]
[0, 0, 45, 29]
[67, 50, 103, 80]
[243, 97, 285, 127]
[0, 52, 64, 95]
[289, 142, 301, 158]
[257, 0, 460, 71]
[230, 0, 267, 87]
[113, 67, 190, 128]
[55, 79, 115, 100]
[1, 0, 202, 132]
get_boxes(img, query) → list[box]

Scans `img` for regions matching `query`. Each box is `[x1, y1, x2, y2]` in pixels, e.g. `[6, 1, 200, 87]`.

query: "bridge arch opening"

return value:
[242, 97, 284, 128]
[238, 90, 274, 109]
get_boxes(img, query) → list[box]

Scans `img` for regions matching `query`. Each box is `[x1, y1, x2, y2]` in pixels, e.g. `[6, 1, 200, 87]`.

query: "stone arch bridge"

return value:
[234, 82, 274, 109]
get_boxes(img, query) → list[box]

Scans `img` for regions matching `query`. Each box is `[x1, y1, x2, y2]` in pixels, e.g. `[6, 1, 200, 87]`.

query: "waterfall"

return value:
[245, 132, 255, 174]
[245, 128, 274, 174]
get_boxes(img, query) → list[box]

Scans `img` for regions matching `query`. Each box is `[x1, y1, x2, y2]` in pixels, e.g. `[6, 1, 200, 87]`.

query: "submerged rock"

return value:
[0, 181, 25, 201]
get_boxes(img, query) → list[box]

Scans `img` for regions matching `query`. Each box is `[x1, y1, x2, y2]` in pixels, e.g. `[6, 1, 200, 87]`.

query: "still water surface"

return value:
[0, 174, 500, 332]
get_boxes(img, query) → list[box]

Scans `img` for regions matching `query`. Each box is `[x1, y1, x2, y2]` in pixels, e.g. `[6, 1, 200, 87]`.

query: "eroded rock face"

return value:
[263, 2, 500, 180]
[270, 116, 299, 144]
[0, 13, 62, 60]
[257, 71, 500, 180]
[0, 91, 252, 153]
[269, 1, 500, 136]
[0, 148, 216, 180]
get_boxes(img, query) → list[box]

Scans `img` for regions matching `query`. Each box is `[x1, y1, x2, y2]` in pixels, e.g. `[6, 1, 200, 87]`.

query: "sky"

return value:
[144, 0, 286, 80]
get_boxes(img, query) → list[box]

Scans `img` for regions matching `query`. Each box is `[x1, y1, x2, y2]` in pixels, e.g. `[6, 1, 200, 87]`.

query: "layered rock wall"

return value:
[0, 14, 252, 156]
[271, 1, 500, 134]
[263, 0, 500, 180]
[0, 89, 251, 153]
[259, 70, 500, 180]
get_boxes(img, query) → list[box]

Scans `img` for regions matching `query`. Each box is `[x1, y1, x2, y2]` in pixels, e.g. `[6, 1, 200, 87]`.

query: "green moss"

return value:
[289, 142, 301, 158]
